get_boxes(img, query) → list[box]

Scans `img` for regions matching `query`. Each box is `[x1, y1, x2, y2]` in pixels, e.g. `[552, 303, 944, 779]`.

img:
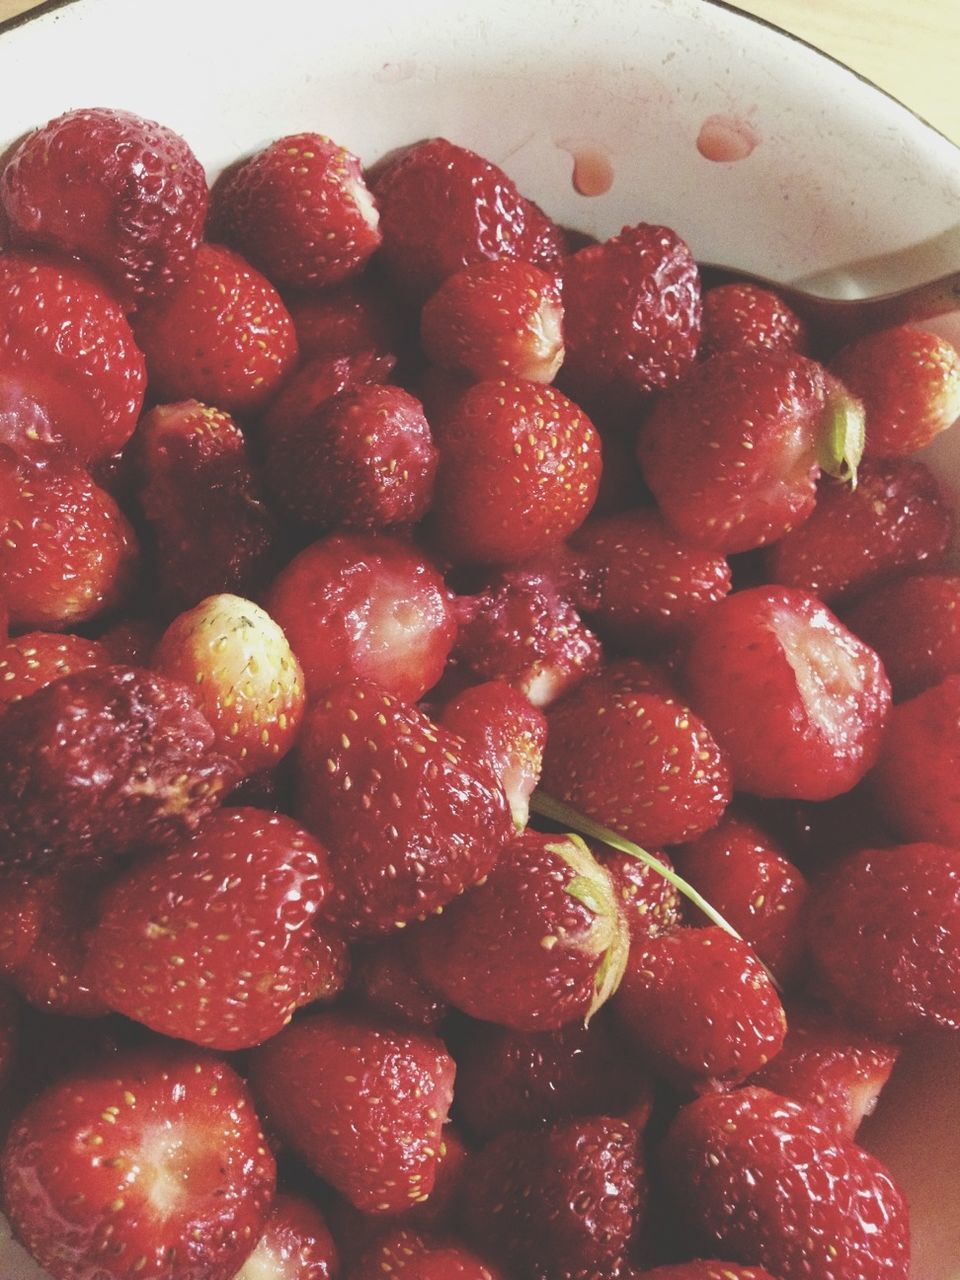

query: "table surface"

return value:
[0, 0, 957, 146]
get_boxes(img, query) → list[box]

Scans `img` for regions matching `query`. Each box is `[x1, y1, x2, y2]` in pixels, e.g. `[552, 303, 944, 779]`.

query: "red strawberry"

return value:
[421, 259, 564, 384]
[0, 874, 42, 972]
[542, 672, 731, 848]
[0, 450, 138, 631]
[594, 844, 682, 941]
[682, 586, 891, 800]
[350, 935, 449, 1030]
[460, 1115, 646, 1280]
[638, 1267, 779, 1280]
[0, 631, 108, 707]
[267, 533, 456, 702]
[414, 830, 629, 1031]
[700, 282, 808, 359]
[750, 1007, 899, 1138]
[249, 1010, 454, 1213]
[767, 458, 954, 602]
[261, 348, 395, 447]
[639, 349, 852, 553]
[134, 400, 276, 610]
[660, 1087, 910, 1280]
[831, 324, 960, 456]
[808, 841, 960, 1036]
[134, 244, 298, 414]
[86, 807, 337, 1049]
[431, 379, 601, 564]
[295, 679, 512, 935]
[286, 280, 400, 362]
[152, 594, 305, 776]
[868, 675, 960, 843]
[0, 665, 237, 873]
[560, 223, 701, 408]
[0, 251, 146, 461]
[210, 132, 381, 290]
[351, 1229, 501, 1280]
[96, 616, 162, 666]
[266, 382, 437, 532]
[1, 1047, 275, 1280]
[1, 108, 207, 310]
[614, 927, 786, 1088]
[236, 1194, 338, 1280]
[371, 138, 565, 301]
[674, 815, 808, 980]
[571, 510, 732, 645]
[844, 572, 960, 698]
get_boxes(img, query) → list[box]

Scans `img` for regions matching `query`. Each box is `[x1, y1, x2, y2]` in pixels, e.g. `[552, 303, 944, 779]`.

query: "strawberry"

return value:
[0, 631, 108, 707]
[699, 281, 808, 359]
[248, 1010, 455, 1213]
[843, 572, 960, 698]
[749, 1007, 899, 1138]
[133, 244, 298, 414]
[869, 675, 960, 843]
[96, 617, 162, 666]
[1, 108, 207, 310]
[209, 132, 381, 290]
[637, 1265, 779, 1279]
[594, 844, 682, 941]
[286, 279, 400, 362]
[265, 382, 437, 532]
[767, 458, 954, 602]
[453, 568, 602, 707]
[808, 841, 960, 1036]
[0, 251, 146, 461]
[421, 259, 564, 384]
[134, 400, 276, 610]
[86, 807, 338, 1049]
[460, 1115, 646, 1280]
[0, 874, 42, 972]
[0, 450, 138, 631]
[260, 348, 395, 447]
[542, 671, 731, 848]
[431, 379, 601, 564]
[673, 815, 808, 980]
[452, 1014, 645, 1141]
[351, 1229, 501, 1280]
[682, 586, 891, 800]
[294, 679, 513, 935]
[560, 223, 701, 408]
[152, 594, 305, 776]
[831, 324, 960, 456]
[660, 1087, 910, 1280]
[266, 533, 456, 702]
[614, 927, 786, 1089]
[235, 1194, 338, 1280]
[371, 137, 565, 301]
[1, 1047, 275, 1280]
[0, 665, 238, 873]
[571, 510, 732, 645]
[350, 935, 449, 1029]
[639, 350, 855, 554]
[414, 830, 629, 1031]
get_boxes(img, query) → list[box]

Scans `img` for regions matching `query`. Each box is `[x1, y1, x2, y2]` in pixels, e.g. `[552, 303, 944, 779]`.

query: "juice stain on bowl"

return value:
[696, 114, 759, 162]
[556, 139, 615, 196]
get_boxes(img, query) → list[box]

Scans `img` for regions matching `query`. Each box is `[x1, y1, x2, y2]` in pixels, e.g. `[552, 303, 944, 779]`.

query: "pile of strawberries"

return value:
[0, 106, 959, 1280]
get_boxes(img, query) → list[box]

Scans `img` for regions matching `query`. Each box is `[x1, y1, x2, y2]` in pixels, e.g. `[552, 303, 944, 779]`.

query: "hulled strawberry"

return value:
[351, 1229, 501, 1280]
[0, 631, 108, 706]
[249, 1010, 454, 1213]
[235, 1194, 339, 1280]
[700, 281, 808, 359]
[844, 571, 960, 699]
[260, 347, 395, 447]
[286, 280, 400, 362]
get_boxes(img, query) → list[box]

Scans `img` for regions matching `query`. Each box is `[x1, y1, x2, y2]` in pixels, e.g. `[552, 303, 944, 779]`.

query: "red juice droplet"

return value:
[696, 115, 759, 163]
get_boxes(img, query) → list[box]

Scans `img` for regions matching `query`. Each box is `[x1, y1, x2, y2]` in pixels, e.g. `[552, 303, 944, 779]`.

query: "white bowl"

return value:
[1, 1, 958, 1277]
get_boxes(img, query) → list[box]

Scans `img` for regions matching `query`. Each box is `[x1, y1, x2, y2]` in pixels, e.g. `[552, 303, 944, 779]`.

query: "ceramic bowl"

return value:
[0, 0, 958, 1276]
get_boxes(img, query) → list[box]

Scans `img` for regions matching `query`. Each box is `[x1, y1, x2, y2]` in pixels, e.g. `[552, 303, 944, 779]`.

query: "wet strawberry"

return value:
[210, 132, 381, 290]
[152, 594, 305, 776]
[682, 586, 891, 801]
[700, 282, 808, 359]
[0, 450, 138, 631]
[267, 533, 456, 702]
[0, 631, 108, 707]
[431, 379, 601, 564]
[249, 1010, 454, 1213]
[594, 844, 683, 941]
[1, 108, 207, 309]
[661, 1087, 910, 1280]
[0, 665, 237, 873]
[0, 874, 42, 973]
[134, 244, 298, 414]
[414, 830, 629, 1031]
[638, 1264, 780, 1279]
[295, 679, 512, 936]
[421, 259, 564, 383]
[235, 1194, 338, 1280]
[260, 348, 395, 448]
[560, 223, 701, 408]
[372, 138, 564, 301]
[831, 325, 960, 456]
[352, 1229, 501, 1280]
[286, 279, 400, 361]
[767, 458, 954, 602]
[134, 400, 276, 610]
[1, 1047, 275, 1280]
[844, 572, 960, 698]
[350, 935, 449, 1030]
